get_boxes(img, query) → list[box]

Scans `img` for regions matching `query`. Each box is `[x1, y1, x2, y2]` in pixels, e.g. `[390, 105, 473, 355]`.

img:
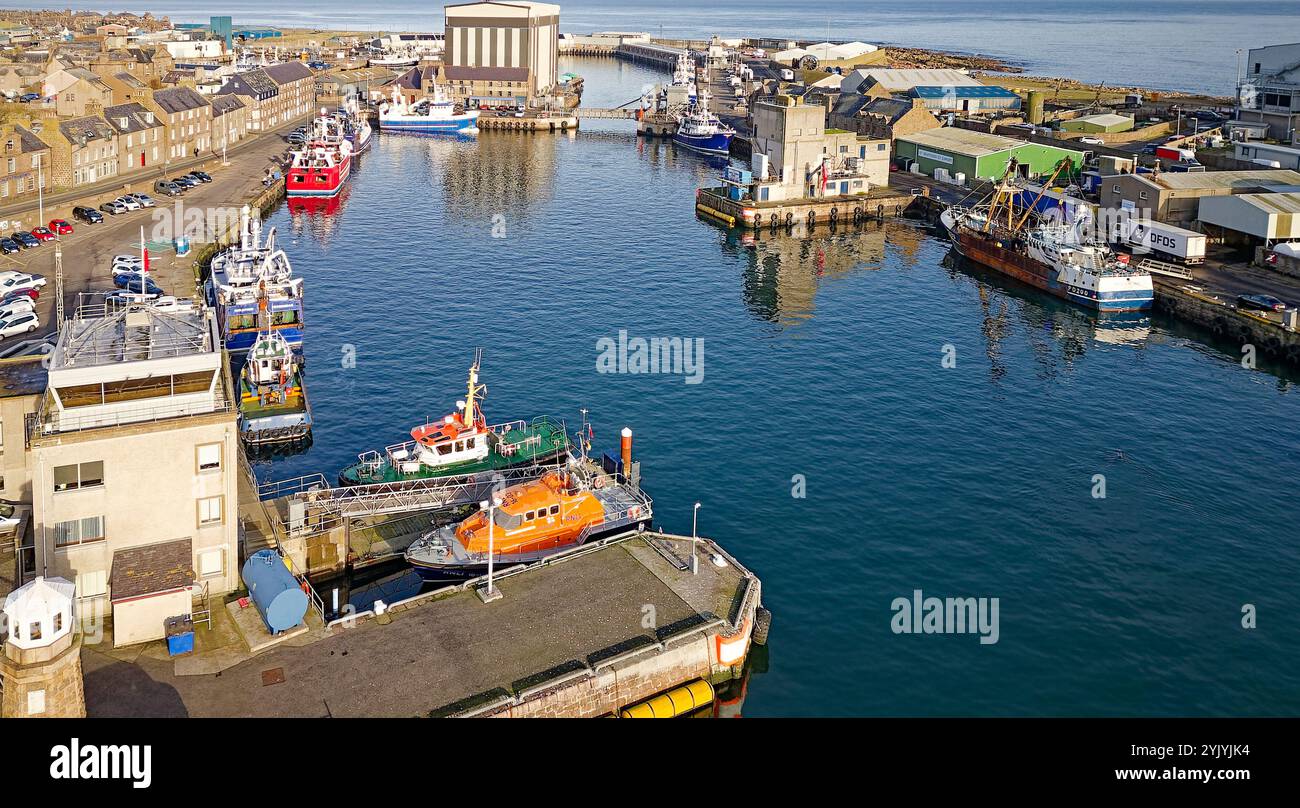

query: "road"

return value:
[0, 119, 306, 346]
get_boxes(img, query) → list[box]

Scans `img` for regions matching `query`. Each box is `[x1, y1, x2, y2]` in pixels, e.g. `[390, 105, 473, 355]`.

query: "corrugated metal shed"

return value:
[1151, 169, 1300, 191]
[1199, 192, 1300, 239]
[1060, 113, 1134, 133]
[898, 127, 1026, 158]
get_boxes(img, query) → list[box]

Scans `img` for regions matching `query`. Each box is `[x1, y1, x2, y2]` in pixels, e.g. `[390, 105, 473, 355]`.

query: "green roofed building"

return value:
[894, 127, 1086, 181]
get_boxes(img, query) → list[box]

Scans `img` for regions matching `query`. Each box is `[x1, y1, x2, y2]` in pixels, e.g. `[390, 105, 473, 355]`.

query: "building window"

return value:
[198, 496, 224, 526]
[53, 613, 62, 633]
[54, 515, 105, 547]
[197, 547, 224, 578]
[197, 443, 222, 472]
[53, 461, 104, 492]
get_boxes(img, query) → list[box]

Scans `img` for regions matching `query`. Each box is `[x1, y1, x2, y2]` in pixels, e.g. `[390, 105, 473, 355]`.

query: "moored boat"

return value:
[337, 353, 571, 486]
[239, 326, 312, 446]
[205, 208, 304, 353]
[946, 159, 1153, 313]
[404, 465, 652, 581]
[673, 90, 734, 155]
[378, 83, 479, 134]
[287, 111, 353, 197]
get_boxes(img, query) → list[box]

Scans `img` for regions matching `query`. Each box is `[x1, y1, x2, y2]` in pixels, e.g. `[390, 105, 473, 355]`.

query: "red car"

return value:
[48, 219, 73, 235]
[1, 289, 37, 302]
[30, 227, 55, 242]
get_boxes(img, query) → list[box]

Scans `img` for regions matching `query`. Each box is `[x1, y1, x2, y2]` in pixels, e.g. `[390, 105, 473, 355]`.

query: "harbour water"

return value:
[247, 57, 1300, 716]
[45, 0, 1300, 94]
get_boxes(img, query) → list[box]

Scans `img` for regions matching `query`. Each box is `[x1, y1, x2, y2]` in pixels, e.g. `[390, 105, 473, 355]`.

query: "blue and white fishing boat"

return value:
[378, 82, 479, 134]
[205, 207, 305, 353]
[340, 100, 373, 154]
[673, 90, 734, 155]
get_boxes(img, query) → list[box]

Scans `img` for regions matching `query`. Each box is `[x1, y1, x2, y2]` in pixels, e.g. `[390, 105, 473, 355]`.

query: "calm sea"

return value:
[230, 57, 1300, 716]
[38, 0, 1300, 94]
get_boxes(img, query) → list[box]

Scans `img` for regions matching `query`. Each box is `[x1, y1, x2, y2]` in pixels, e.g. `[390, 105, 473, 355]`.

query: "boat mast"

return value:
[464, 348, 484, 426]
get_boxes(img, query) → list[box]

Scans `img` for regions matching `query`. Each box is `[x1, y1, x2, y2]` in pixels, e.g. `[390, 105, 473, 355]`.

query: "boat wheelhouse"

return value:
[404, 466, 652, 580]
[337, 354, 571, 486]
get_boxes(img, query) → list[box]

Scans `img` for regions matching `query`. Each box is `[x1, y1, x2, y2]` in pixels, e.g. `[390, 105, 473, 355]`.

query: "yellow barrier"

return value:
[619, 679, 715, 718]
[695, 204, 736, 227]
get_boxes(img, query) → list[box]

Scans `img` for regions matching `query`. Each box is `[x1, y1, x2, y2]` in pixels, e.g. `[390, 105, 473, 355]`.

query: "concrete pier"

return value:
[81, 530, 763, 718]
[697, 185, 918, 229]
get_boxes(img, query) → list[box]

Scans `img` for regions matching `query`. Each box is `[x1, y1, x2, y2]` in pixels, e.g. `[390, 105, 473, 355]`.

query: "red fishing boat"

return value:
[286, 111, 353, 198]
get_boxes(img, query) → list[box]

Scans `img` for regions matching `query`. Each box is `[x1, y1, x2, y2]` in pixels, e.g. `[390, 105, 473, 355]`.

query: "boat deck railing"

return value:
[261, 461, 571, 536]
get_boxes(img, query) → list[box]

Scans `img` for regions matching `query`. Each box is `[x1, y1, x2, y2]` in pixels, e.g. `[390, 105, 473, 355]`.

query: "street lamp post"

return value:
[478, 497, 503, 603]
[691, 502, 701, 575]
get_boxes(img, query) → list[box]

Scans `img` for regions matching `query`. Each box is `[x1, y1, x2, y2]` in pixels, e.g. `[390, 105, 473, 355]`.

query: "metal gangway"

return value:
[258, 462, 568, 537]
[1132, 257, 1194, 280]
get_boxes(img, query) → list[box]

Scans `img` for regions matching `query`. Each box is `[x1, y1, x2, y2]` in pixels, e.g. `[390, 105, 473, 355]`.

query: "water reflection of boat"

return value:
[287, 193, 344, 216]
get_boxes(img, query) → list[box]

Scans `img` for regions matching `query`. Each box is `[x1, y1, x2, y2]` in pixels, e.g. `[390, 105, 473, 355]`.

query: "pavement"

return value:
[0, 118, 309, 344]
[80, 535, 745, 718]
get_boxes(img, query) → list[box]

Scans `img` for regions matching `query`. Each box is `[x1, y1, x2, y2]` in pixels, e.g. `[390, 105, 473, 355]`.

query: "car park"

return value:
[12, 232, 39, 249]
[114, 195, 142, 211]
[129, 193, 156, 208]
[73, 206, 104, 224]
[48, 219, 74, 235]
[100, 200, 128, 215]
[0, 311, 39, 340]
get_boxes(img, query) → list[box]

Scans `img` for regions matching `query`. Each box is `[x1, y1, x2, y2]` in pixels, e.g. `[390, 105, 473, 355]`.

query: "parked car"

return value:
[186, 171, 212, 183]
[0, 297, 35, 319]
[100, 200, 128, 215]
[12, 232, 39, 249]
[128, 193, 156, 208]
[1078, 136, 1105, 146]
[0, 311, 39, 340]
[1237, 294, 1287, 312]
[114, 195, 142, 211]
[287, 132, 307, 145]
[112, 273, 165, 296]
[104, 290, 159, 307]
[48, 218, 74, 235]
[72, 206, 104, 224]
[171, 175, 198, 189]
[1, 288, 37, 302]
[30, 227, 56, 242]
[0, 238, 19, 255]
[0, 271, 47, 294]
[112, 254, 144, 265]
[18, 92, 40, 103]
[154, 180, 183, 197]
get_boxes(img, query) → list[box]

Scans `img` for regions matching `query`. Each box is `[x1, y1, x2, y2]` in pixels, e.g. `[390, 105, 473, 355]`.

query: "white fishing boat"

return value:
[377, 83, 479, 134]
[673, 90, 734, 155]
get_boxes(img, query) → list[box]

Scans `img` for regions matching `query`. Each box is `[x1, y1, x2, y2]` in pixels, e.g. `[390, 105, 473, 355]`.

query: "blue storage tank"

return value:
[241, 550, 309, 633]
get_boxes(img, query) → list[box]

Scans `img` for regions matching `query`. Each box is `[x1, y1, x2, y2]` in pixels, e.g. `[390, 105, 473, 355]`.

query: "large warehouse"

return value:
[1198, 192, 1300, 240]
[894, 127, 1086, 181]
[1060, 113, 1135, 134]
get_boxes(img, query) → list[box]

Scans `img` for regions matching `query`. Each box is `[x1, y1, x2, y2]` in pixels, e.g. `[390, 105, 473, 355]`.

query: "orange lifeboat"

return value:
[455, 471, 605, 557]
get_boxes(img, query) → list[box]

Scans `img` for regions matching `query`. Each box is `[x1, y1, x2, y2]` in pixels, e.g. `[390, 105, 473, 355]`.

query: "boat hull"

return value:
[378, 112, 479, 133]
[337, 445, 570, 487]
[955, 230, 1153, 313]
[673, 130, 732, 155]
[226, 325, 304, 353]
[406, 519, 653, 583]
[286, 154, 351, 197]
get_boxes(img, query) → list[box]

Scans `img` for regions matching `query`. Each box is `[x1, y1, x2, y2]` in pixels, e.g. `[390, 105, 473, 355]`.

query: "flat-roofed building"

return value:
[29, 305, 239, 646]
[894, 126, 1085, 181]
[840, 68, 982, 96]
[1099, 169, 1300, 227]
[443, 1, 560, 108]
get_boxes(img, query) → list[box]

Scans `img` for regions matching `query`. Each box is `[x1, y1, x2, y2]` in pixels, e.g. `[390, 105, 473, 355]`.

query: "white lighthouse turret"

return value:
[1, 576, 86, 718]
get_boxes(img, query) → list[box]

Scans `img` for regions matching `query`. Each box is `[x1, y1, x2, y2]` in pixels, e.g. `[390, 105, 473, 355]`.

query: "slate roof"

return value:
[210, 93, 245, 118]
[58, 115, 116, 144]
[112, 71, 148, 88]
[110, 538, 194, 602]
[152, 86, 210, 113]
[264, 61, 313, 86]
[14, 125, 49, 154]
[218, 67, 277, 99]
[860, 97, 918, 124]
[103, 102, 163, 134]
